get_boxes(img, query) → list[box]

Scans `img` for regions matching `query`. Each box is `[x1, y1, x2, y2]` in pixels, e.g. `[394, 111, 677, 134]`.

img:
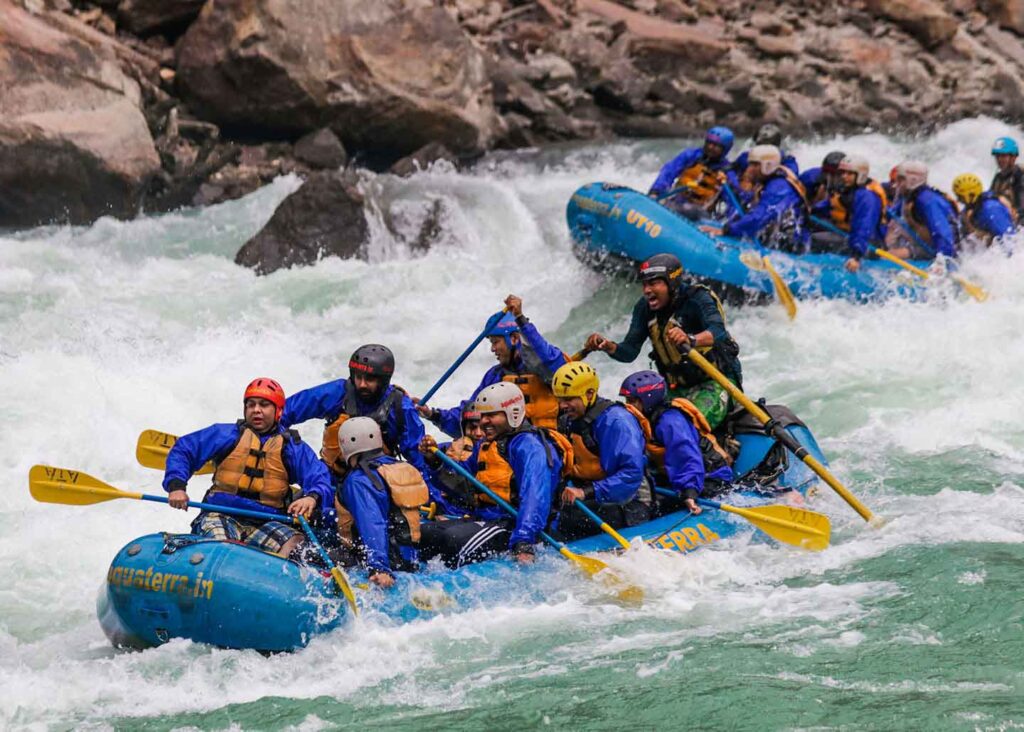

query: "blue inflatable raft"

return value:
[98, 414, 828, 652]
[567, 182, 926, 302]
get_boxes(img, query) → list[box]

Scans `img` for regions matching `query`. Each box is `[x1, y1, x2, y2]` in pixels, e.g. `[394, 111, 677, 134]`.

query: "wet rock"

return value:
[0, 3, 160, 227]
[117, 0, 206, 37]
[235, 170, 368, 275]
[864, 0, 958, 48]
[293, 128, 348, 170]
[389, 141, 457, 178]
[985, 0, 1024, 34]
[176, 0, 496, 157]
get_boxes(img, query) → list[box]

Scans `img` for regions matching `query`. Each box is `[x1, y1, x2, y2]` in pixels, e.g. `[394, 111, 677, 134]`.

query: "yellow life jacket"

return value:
[475, 426, 570, 505]
[828, 179, 889, 231]
[561, 399, 618, 482]
[211, 425, 292, 509]
[321, 384, 406, 473]
[644, 399, 732, 473]
[501, 371, 560, 430]
[336, 457, 430, 545]
[674, 162, 727, 206]
[646, 285, 732, 389]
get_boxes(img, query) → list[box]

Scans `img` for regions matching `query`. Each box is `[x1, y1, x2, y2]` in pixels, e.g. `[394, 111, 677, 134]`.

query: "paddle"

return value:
[810, 214, 941, 279]
[652, 487, 830, 551]
[888, 215, 988, 302]
[431, 448, 642, 602]
[738, 251, 798, 320]
[27, 465, 360, 614]
[136, 429, 212, 473]
[678, 346, 877, 524]
[566, 495, 632, 550]
[419, 309, 507, 407]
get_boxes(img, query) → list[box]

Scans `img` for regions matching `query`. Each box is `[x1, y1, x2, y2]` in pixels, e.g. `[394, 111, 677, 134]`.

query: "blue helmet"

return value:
[705, 126, 734, 157]
[488, 314, 520, 351]
[992, 136, 1019, 156]
[619, 370, 666, 414]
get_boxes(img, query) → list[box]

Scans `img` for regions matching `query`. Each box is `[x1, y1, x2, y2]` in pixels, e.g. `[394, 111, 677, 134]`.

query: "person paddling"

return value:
[584, 253, 742, 430]
[163, 378, 333, 559]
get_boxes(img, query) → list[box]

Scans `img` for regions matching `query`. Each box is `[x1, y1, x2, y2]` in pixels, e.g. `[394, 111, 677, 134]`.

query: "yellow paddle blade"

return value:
[762, 256, 798, 320]
[739, 250, 766, 271]
[136, 430, 213, 474]
[28, 465, 141, 506]
[330, 567, 360, 615]
[559, 546, 644, 604]
[721, 502, 830, 551]
[952, 275, 989, 302]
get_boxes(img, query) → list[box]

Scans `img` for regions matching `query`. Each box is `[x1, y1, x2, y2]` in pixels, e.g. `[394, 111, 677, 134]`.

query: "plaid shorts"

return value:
[192, 512, 299, 555]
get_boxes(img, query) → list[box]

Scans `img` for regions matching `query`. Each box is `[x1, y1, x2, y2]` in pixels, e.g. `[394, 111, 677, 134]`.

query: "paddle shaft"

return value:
[810, 215, 932, 278]
[296, 514, 359, 614]
[419, 309, 506, 407]
[141, 492, 293, 523]
[681, 346, 875, 523]
[432, 449, 568, 554]
[567, 493, 631, 550]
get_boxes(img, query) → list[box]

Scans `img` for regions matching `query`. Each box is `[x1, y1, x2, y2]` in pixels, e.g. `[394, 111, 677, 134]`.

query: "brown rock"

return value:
[235, 170, 368, 275]
[754, 33, 803, 56]
[118, 0, 206, 37]
[985, 0, 1024, 34]
[176, 0, 496, 157]
[0, 3, 160, 227]
[389, 141, 457, 177]
[982, 23, 1024, 65]
[294, 128, 348, 170]
[576, 0, 728, 61]
[864, 0, 958, 48]
[750, 11, 794, 35]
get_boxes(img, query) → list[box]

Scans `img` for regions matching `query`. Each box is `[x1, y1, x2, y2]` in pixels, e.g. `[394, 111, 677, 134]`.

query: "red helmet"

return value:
[244, 378, 285, 420]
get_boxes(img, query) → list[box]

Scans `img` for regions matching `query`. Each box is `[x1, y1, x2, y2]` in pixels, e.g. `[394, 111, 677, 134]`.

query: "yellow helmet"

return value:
[551, 362, 600, 406]
[952, 173, 983, 205]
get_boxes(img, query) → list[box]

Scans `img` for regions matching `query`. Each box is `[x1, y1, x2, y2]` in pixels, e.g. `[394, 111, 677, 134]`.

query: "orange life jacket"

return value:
[211, 425, 293, 509]
[560, 399, 618, 482]
[336, 455, 430, 545]
[321, 384, 406, 473]
[475, 426, 570, 505]
[501, 371, 560, 430]
[674, 162, 727, 206]
[829, 179, 888, 231]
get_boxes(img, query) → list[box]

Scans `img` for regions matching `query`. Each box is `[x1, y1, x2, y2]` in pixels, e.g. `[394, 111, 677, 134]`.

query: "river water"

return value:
[2, 117, 1024, 730]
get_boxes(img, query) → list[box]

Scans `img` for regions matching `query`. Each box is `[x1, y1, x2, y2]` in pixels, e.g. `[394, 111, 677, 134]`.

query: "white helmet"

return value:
[473, 382, 526, 429]
[337, 416, 383, 461]
[838, 155, 870, 186]
[897, 160, 928, 191]
[748, 144, 782, 176]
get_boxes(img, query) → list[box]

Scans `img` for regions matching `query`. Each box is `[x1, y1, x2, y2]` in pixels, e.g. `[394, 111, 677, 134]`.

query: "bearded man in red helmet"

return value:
[163, 378, 334, 557]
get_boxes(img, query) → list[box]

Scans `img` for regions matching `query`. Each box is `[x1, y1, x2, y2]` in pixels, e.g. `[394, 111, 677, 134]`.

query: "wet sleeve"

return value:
[979, 199, 1016, 237]
[609, 299, 649, 363]
[848, 188, 882, 257]
[340, 472, 392, 574]
[922, 194, 957, 257]
[655, 411, 704, 494]
[280, 380, 345, 429]
[591, 409, 646, 504]
[162, 423, 236, 492]
[688, 290, 729, 343]
[394, 395, 429, 473]
[649, 149, 700, 196]
[520, 321, 569, 376]
[433, 368, 500, 438]
[508, 435, 556, 547]
[284, 440, 334, 510]
[724, 180, 785, 238]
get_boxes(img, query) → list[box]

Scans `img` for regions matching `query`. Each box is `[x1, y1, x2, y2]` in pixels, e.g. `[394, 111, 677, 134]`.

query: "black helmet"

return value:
[349, 344, 395, 384]
[754, 123, 783, 148]
[822, 150, 846, 175]
[639, 253, 683, 292]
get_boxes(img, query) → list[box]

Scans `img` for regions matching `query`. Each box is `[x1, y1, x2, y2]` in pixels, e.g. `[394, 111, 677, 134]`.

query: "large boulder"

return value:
[176, 0, 496, 157]
[864, 0, 958, 48]
[117, 0, 207, 37]
[0, 4, 161, 227]
[235, 170, 368, 274]
[985, 0, 1024, 34]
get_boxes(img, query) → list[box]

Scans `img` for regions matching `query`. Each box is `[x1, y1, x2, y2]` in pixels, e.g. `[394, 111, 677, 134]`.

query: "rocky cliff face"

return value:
[4, 0, 1024, 262]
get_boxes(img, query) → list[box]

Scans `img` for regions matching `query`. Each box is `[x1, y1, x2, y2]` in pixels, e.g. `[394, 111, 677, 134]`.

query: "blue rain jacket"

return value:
[434, 321, 567, 438]
[653, 409, 733, 494]
[812, 185, 885, 257]
[582, 404, 647, 504]
[340, 455, 419, 575]
[902, 187, 959, 257]
[461, 431, 561, 547]
[649, 147, 731, 197]
[163, 422, 333, 515]
[723, 172, 808, 247]
[967, 193, 1015, 238]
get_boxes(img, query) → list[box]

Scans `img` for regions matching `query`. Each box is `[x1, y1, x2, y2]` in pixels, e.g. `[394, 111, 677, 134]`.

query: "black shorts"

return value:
[419, 518, 514, 569]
